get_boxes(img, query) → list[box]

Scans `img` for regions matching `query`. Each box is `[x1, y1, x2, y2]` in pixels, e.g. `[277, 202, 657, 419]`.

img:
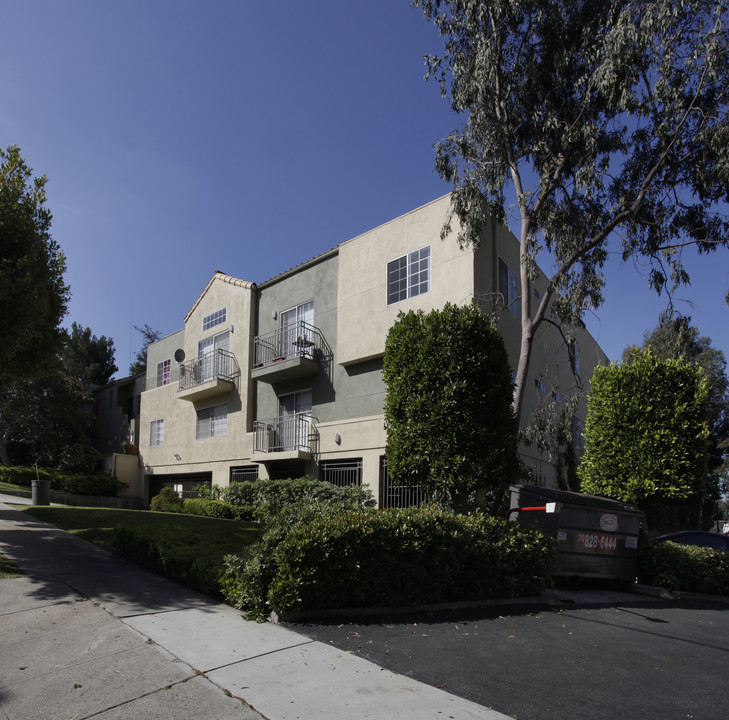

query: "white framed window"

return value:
[156, 359, 171, 387]
[202, 307, 227, 332]
[196, 404, 228, 439]
[198, 330, 230, 358]
[387, 246, 430, 305]
[150, 419, 164, 447]
[499, 258, 519, 318]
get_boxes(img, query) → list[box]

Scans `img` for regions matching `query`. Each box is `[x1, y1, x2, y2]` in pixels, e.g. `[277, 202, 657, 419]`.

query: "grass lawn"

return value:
[0, 480, 29, 493]
[0, 552, 25, 579]
[20, 506, 262, 598]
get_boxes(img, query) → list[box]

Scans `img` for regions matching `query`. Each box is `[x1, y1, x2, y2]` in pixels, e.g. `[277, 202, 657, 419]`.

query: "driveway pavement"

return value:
[0, 495, 510, 720]
[285, 592, 729, 720]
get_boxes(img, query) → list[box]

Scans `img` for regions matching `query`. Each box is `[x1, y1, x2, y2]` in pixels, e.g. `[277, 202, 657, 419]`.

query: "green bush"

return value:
[220, 477, 374, 522]
[383, 303, 520, 514]
[152, 477, 370, 522]
[638, 540, 729, 596]
[113, 525, 224, 598]
[0, 466, 52, 485]
[150, 486, 184, 513]
[182, 498, 253, 521]
[222, 505, 556, 619]
[0, 465, 126, 496]
[579, 351, 709, 505]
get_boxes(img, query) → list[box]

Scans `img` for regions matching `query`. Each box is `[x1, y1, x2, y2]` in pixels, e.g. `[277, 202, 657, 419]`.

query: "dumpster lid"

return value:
[510, 485, 642, 515]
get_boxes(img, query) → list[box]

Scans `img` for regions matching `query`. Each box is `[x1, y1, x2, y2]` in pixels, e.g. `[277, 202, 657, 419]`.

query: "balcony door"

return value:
[279, 300, 314, 359]
[197, 330, 229, 382]
[278, 390, 312, 451]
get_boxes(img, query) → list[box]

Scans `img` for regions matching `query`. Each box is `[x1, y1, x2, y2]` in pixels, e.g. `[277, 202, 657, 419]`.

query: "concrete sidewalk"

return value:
[0, 496, 512, 720]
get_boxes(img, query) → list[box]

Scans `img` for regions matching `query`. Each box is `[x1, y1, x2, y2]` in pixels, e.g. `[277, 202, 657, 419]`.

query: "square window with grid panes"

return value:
[387, 246, 430, 305]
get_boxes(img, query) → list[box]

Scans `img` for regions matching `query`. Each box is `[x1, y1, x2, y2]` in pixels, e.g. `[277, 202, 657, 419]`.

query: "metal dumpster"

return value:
[509, 485, 643, 583]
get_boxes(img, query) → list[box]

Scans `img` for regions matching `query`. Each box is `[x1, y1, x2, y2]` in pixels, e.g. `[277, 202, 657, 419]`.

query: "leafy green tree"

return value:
[579, 350, 709, 525]
[128, 324, 161, 376]
[383, 302, 520, 513]
[0, 370, 101, 470]
[62, 322, 118, 387]
[0, 146, 70, 386]
[414, 0, 729, 423]
[624, 315, 729, 518]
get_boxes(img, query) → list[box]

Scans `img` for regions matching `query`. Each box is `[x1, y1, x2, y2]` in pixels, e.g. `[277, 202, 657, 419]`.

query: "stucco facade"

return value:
[138, 195, 608, 505]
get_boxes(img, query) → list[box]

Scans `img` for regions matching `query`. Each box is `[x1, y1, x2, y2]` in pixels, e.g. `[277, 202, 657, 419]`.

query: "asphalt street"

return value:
[285, 594, 729, 720]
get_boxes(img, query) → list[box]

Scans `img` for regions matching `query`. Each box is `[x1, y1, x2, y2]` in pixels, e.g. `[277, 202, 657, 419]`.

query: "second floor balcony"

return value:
[178, 349, 240, 402]
[251, 321, 331, 384]
[251, 412, 319, 461]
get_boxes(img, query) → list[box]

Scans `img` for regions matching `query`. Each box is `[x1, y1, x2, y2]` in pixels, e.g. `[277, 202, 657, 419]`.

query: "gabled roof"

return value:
[184, 271, 256, 323]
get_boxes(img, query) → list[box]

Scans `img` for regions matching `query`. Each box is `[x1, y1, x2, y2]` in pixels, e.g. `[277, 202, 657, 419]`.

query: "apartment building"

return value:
[139, 195, 608, 505]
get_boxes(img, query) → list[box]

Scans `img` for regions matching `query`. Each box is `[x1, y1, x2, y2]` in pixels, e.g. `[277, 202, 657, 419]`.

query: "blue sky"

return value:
[2, 1, 727, 376]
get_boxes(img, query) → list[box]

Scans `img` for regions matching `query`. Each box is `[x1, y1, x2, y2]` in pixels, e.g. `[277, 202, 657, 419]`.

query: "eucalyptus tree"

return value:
[414, 0, 729, 422]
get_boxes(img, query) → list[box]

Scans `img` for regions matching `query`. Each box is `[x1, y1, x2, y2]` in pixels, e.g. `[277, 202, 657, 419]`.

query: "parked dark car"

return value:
[653, 531, 729, 551]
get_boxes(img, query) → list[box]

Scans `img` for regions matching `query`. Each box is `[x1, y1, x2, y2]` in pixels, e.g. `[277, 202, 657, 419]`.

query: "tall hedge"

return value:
[383, 303, 519, 512]
[579, 350, 709, 504]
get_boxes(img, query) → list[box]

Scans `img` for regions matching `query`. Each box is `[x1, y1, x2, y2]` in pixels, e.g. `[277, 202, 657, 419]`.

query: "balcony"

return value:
[251, 321, 331, 384]
[251, 412, 319, 461]
[178, 349, 240, 402]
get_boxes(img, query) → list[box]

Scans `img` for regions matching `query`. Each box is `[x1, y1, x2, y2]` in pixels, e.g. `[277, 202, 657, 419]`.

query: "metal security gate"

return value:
[230, 465, 259, 483]
[148, 473, 212, 502]
[321, 459, 362, 488]
[379, 457, 429, 509]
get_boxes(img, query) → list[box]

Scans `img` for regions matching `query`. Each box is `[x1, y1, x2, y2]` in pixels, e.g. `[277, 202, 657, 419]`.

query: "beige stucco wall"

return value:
[107, 452, 142, 498]
[337, 195, 480, 366]
[139, 274, 256, 488]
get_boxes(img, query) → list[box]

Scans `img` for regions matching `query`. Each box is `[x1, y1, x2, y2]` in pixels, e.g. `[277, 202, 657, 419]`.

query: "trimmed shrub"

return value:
[0, 465, 126, 496]
[579, 351, 709, 505]
[220, 477, 374, 522]
[0, 466, 53, 485]
[383, 304, 520, 514]
[182, 498, 253, 521]
[150, 486, 184, 513]
[638, 540, 729, 596]
[113, 525, 224, 598]
[222, 505, 556, 618]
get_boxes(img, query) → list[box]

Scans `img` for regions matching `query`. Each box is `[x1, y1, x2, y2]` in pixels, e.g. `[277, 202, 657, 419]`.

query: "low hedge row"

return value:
[222, 505, 557, 619]
[113, 525, 228, 598]
[149, 478, 372, 522]
[220, 477, 375, 522]
[182, 498, 253, 520]
[0, 465, 126, 497]
[638, 540, 729, 596]
[149, 487, 253, 519]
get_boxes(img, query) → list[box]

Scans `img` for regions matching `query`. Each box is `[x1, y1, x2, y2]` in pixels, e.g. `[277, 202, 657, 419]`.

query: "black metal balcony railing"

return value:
[253, 412, 318, 454]
[178, 349, 240, 391]
[253, 321, 330, 369]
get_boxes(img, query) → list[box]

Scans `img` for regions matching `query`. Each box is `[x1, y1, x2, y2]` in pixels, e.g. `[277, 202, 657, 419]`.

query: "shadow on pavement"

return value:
[0, 505, 220, 616]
